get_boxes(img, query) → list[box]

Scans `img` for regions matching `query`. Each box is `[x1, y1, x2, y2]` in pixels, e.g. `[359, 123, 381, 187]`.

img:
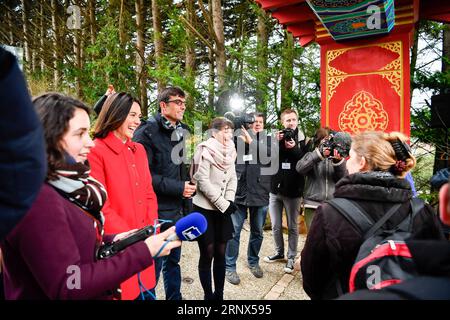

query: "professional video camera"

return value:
[224, 111, 255, 130]
[281, 128, 295, 142]
[319, 131, 352, 158]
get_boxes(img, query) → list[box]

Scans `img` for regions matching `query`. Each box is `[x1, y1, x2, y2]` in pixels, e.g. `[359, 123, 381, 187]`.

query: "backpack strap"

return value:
[328, 198, 423, 240]
[326, 198, 376, 297]
[326, 198, 375, 234]
[362, 203, 402, 240]
[327, 198, 401, 240]
[397, 198, 425, 232]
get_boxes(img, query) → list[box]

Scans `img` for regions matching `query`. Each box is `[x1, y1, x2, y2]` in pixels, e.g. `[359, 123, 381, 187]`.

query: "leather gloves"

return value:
[224, 201, 238, 215]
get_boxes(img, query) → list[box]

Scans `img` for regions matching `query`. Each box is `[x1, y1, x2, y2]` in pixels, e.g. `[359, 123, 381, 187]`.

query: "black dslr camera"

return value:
[281, 128, 295, 142]
[224, 112, 255, 130]
[320, 131, 352, 158]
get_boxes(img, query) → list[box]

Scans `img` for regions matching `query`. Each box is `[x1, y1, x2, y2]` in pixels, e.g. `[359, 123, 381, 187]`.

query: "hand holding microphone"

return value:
[148, 212, 207, 258]
[144, 227, 181, 258]
[98, 212, 208, 259]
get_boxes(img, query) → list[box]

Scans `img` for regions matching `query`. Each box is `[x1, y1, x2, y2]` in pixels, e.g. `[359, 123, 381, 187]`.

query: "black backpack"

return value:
[327, 198, 423, 293]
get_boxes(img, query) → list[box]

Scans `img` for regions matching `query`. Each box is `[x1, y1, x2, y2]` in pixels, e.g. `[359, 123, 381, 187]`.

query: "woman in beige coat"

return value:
[191, 117, 237, 300]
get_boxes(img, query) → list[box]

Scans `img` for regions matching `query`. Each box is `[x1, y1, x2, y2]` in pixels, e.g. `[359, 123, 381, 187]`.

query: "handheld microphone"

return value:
[166, 212, 208, 242]
[97, 224, 161, 259]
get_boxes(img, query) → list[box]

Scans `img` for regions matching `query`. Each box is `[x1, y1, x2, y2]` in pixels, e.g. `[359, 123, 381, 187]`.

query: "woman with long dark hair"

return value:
[88, 92, 159, 300]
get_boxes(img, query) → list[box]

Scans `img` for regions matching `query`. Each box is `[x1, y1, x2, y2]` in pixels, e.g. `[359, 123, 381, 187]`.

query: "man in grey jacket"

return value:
[296, 128, 348, 231]
[225, 113, 272, 285]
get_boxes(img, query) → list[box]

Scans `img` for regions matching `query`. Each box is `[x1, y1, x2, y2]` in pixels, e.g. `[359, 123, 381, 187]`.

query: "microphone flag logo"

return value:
[182, 226, 201, 240]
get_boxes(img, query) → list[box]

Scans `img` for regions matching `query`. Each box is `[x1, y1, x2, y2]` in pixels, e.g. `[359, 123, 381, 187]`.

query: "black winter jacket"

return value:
[133, 113, 190, 224]
[301, 171, 445, 300]
[235, 131, 272, 207]
[270, 128, 306, 198]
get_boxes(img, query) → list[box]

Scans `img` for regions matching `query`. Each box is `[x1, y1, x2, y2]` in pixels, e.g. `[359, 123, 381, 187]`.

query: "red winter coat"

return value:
[88, 132, 158, 300]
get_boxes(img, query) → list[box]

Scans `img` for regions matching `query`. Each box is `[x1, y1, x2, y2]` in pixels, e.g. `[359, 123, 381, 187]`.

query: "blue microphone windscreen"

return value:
[175, 212, 208, 241]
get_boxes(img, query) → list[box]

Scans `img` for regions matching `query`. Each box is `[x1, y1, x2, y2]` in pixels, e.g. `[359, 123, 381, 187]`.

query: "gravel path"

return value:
[155, 226, 310, 300]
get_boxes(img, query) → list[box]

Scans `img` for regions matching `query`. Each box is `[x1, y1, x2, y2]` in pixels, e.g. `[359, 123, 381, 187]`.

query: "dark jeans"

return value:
[154, 245, 182, 300]
[225, 205, 268, 271]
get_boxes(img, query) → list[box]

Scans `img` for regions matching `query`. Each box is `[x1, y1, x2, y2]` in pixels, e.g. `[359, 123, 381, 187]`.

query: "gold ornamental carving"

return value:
[326, 41, 403, 103]
[328, 75, 347, 101]
[381, 71, 402, 94]
[326, 49, 348, 100]
[338, 91, 389, 133]
[379, 42, 402, 55]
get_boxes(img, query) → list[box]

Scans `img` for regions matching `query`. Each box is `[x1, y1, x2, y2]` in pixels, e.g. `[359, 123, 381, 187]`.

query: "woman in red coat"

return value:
[88, 92, 158, 300]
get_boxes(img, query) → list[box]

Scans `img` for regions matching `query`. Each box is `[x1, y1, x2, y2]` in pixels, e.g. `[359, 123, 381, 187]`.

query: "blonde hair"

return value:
[280, 108, 298, 121]
[351, 131, 416, 178]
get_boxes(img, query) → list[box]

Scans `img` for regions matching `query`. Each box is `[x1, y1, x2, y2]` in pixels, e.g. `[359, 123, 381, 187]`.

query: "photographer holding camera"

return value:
[296, 127, 349, 231]
[225, 112, 272, 285]
[264, 109, 307, 273]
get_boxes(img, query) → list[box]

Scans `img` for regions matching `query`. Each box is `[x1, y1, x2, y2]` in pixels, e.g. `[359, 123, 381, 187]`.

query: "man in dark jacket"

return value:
[133, 86, 196, 300]
[0, 47, 46, 241]
[264, 109, 306, 274]
[225, 112, 273, 285]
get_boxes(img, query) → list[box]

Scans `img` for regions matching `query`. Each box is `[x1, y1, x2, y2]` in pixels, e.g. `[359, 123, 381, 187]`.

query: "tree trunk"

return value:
[185, 0, 196, 110]
[119, 0, 126, 46]
[208, 46, 215, 109]
[211, 0, 227, 114]
[21, 0, 32, 74]
[410, 23, 420, 100]
[88, 0, 97, 82]
[135, 0, 148, 117]
[70, 0, 81, 97]
[281, 31, 294, 110]
[256, 7, 269, 114]
[88, 0, 97, 45]
[51, 0, 61, 88]
[7, 8, 14, 45]
[185, 0, 196, 80]
[443, 24, 450, 75]
[74, 30, 82, 97]
[39, 2, 45, 72]
[152, 0, 165, 92]
[433, 24, 450, 173]
[441, 24, 450, 170]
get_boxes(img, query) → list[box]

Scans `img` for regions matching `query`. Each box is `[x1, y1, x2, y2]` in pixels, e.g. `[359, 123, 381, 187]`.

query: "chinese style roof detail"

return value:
[306, 0, 395, 41]
[255, 0, 450, 47]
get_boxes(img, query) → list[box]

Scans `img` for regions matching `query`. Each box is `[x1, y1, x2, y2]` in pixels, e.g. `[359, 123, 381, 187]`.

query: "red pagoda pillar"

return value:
[319, 28, 413, 136]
